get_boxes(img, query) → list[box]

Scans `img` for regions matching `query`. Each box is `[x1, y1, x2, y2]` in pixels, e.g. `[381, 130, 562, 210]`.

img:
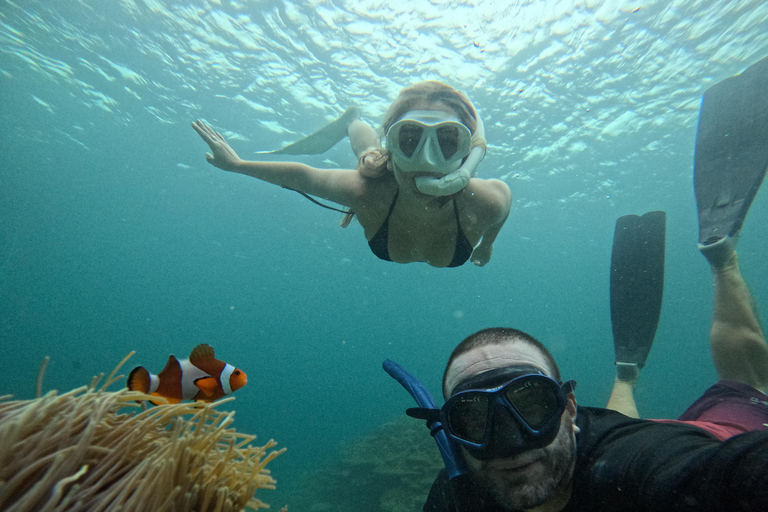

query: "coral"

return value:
[0, 354, 285, 512]
[291, 416, 444, 512]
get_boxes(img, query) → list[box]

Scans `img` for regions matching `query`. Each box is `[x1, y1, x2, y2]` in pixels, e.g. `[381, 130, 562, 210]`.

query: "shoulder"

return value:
[458, 178, 511, 218]
[466, 177, 511, 196]
[569, 406, 728, 509]
[574, 406, 711, 458]
[575, 406, 720, 449]
[346, 174, 399, 228]
[325, 167, 395, 201]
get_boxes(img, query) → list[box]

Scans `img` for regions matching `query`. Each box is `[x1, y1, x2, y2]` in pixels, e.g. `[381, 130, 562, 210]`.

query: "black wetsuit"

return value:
[422, 406, 768, 511]
[368, 191, 473, 267]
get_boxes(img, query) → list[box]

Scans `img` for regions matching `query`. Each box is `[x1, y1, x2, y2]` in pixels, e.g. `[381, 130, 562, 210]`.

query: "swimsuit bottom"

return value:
[653, 380, 768, 440]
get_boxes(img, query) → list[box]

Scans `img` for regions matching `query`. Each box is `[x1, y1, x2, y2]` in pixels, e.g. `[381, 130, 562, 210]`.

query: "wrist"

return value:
[222, 158, 245, 173]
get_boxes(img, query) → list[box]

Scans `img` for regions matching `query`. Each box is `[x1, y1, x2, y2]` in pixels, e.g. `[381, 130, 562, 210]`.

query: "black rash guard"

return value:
[422, 406, 768, 512]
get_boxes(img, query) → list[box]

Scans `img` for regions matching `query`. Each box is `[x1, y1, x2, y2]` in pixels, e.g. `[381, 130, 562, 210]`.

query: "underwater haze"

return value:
[2, 0, 768, 508]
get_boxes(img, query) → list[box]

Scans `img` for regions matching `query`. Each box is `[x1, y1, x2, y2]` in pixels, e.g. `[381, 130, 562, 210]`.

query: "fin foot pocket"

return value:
[698, 234, 738, 269]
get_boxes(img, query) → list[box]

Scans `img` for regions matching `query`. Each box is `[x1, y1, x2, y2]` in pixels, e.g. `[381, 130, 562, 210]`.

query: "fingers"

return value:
[191, 120, 224, 144]
[192, 120, 212, 141]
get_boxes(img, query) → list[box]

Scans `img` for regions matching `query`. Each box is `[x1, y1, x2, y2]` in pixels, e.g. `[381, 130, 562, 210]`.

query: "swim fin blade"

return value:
[695, 56, 768, 250]
[256, 107, 361, 155]
[610, 211, 666, 369]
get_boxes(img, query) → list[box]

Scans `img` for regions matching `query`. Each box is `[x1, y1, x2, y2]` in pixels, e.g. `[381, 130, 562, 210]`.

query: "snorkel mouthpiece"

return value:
[415, 145, 484, 196]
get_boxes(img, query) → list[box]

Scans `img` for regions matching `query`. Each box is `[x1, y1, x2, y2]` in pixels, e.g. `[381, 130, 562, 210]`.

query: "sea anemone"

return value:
[0, 353, 285, 512]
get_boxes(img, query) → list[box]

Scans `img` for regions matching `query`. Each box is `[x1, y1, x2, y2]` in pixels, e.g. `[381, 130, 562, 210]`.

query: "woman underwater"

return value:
[192, 81, 511, 267]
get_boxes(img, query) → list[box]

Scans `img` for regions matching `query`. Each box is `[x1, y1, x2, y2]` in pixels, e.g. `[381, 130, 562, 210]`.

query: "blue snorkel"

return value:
[382, 359, 468, 479]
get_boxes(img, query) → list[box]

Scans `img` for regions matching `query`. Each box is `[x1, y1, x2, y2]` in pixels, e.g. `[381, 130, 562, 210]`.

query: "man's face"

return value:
[444, 342, 579, 510]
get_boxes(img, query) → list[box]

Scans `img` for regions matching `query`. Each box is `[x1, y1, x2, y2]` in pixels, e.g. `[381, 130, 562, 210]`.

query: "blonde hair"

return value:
[358, 81, 485, 177]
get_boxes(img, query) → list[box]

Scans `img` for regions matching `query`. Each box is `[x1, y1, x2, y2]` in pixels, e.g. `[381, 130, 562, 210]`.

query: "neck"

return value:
[394, 173, 446, 209]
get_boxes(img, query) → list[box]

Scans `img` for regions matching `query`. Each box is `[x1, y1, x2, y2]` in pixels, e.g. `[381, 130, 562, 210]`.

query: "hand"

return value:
[191, 120, 242, 171]
[471, 243, 493, 267]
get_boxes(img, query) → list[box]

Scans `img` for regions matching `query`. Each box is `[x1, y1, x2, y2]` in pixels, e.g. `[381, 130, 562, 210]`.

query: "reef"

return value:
[291, 415, 444, 511]
[0, 354, 285, 512]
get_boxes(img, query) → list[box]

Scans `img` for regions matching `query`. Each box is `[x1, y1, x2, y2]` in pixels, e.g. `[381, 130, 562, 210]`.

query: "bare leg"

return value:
[606, 379, 640, 418]
[609, 242, 768, 416]
[348, 118, 380, 158]
[606, 363, 640, 418]
[708, 251, 768, 393]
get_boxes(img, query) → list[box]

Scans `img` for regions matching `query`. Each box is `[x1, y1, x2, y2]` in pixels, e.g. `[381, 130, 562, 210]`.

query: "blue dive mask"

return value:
[408, 365, 576, 461]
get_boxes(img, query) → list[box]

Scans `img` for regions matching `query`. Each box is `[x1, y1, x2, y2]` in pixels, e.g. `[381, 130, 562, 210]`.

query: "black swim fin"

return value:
[695, 56, 768, 264]
[610, 211, 666, 372]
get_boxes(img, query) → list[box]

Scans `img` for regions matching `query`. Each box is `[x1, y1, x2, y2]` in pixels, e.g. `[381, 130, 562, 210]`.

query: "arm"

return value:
[192, 120, 363, 207]
[582, 418, 768, 511]
[468, 179, 512, 267]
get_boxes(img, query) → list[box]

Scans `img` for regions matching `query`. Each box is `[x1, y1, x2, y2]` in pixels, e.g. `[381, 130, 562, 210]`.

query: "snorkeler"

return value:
[192, 81, 511, 268]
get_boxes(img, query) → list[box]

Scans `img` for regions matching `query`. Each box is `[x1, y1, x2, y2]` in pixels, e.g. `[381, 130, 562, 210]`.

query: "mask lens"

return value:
[505, 378, 559, 430]
[436, 125, 460, 159]
[447, 393, 489, 444]
[398, 124, 423, 157]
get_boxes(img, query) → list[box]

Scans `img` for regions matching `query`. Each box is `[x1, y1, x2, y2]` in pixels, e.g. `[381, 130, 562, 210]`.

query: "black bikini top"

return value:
[367, 191, 473, 267]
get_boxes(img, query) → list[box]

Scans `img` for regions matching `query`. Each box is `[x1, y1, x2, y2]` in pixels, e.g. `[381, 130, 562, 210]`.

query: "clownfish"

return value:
[127, 344, 247, 403]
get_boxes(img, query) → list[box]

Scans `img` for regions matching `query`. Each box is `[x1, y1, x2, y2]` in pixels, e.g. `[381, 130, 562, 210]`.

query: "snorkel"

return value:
[416, 115, 486, 197]
[386, 106, 487, 197]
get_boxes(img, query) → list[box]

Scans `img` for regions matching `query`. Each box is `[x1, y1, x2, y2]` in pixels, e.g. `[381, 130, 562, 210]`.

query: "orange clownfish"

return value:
[127, 344, 247, 403]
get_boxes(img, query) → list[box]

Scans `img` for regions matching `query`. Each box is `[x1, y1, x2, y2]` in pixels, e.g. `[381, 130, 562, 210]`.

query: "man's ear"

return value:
[566, 393, 580, 434]
[566, 393, 577, 414]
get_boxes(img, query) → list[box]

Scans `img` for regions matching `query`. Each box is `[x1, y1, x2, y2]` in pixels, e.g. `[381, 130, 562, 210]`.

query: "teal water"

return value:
[2, 0, 768, 508]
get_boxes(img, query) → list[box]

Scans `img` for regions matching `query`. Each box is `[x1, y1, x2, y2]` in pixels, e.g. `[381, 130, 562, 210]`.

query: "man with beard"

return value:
[415, 215, 768, 510]
[418, 324, 768, 511]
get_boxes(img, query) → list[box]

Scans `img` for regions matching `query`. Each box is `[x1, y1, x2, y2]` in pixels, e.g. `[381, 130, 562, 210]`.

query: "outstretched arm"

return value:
[588, 419, 768, 511]
[192, 120, 363, 207]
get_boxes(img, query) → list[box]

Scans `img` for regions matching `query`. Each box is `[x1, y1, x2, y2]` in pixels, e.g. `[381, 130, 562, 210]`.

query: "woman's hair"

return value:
[358, 81, 482, 178]
[442, 327, 562, 398]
